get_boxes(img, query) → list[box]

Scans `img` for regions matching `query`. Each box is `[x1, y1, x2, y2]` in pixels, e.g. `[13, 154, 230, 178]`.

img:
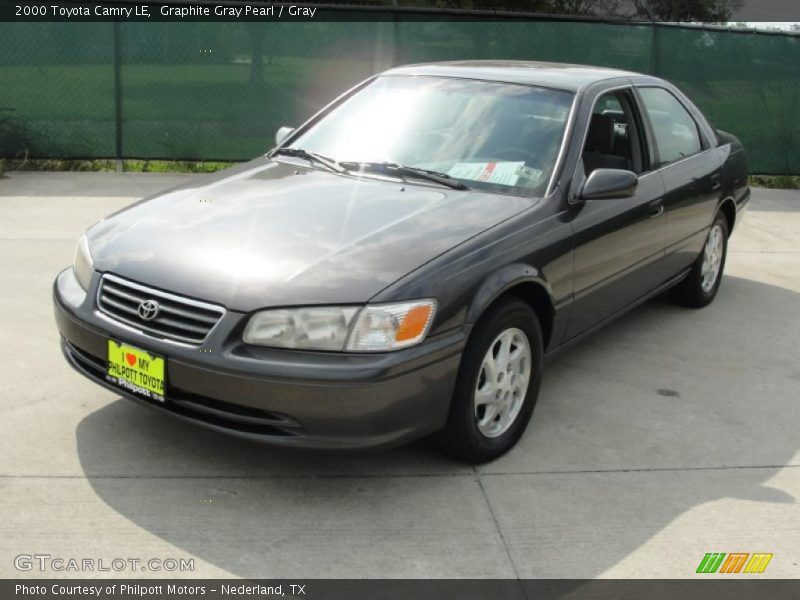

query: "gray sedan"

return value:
[54, 61, 749, 462]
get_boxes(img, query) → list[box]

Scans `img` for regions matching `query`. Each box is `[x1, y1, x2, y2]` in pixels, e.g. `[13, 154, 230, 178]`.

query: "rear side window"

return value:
[638, 87, 702, 167]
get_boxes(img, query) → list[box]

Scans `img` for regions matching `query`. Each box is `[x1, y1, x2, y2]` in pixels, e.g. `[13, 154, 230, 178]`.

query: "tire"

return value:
[439, 297, 544, 463]
[672, 212, 729, 308]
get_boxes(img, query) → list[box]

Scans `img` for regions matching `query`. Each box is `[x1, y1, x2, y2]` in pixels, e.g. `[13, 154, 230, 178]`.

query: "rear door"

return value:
[565, 84, 668, 338]
[634, 86, 723, 275]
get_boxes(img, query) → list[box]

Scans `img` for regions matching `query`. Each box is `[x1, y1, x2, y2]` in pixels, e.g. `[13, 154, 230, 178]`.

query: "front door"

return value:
[566, 87, 667, 338]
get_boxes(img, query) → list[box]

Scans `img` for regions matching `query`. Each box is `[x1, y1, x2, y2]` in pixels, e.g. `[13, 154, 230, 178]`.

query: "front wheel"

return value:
[439, 298, 544, 463]
[672, 212, 729, 308]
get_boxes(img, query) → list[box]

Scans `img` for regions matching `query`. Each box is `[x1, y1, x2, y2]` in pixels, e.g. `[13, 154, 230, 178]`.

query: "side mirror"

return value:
[580, 168, 638, 200]
[275, 126, 295, 147]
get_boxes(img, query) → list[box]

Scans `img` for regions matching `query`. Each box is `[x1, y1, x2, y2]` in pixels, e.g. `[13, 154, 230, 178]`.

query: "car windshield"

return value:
[285, 75, 574, 196]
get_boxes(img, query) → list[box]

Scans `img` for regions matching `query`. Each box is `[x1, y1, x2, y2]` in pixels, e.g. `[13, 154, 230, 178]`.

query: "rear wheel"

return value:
[439, 298, 543, 463]
[672, 212, 729, 308]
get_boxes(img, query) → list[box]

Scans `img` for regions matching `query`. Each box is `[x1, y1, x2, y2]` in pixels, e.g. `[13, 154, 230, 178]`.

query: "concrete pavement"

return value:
[0, 172, 798, 579]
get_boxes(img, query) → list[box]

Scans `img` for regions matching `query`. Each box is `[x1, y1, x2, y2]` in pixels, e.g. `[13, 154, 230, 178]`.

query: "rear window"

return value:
[638, 87, 702, 166]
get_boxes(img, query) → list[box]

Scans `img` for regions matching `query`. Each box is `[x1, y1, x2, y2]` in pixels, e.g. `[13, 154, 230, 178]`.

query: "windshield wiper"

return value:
[339, 161, 469, 191]
[273, 147, 346, 173]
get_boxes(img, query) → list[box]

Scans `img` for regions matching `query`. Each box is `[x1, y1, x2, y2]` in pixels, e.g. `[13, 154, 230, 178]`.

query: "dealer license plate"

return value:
[106, 340, 166, 402]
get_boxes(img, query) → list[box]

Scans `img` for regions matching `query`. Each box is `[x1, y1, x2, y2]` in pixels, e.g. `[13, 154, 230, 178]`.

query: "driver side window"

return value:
[582, 90, 644, 177]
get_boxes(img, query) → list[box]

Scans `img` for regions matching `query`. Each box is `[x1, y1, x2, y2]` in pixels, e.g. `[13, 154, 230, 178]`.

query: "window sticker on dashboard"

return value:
[448, 161, 529, 186]
[516, 166, 544, 185]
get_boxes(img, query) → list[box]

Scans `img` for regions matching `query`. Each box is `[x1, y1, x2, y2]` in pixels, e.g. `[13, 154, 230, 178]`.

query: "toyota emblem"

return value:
[137, 299, 160, 321]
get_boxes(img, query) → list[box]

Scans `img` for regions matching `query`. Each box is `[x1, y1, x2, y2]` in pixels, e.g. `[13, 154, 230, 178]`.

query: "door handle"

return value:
[649, 203, 664, 218]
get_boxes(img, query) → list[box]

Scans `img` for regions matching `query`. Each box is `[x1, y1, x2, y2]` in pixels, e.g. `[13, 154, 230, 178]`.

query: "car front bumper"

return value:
[53, 268, 465, 449]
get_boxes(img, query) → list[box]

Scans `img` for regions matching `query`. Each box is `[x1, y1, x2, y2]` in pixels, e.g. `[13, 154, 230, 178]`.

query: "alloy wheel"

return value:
[701, 223, 724, 293]
[474, 327, 532, 438]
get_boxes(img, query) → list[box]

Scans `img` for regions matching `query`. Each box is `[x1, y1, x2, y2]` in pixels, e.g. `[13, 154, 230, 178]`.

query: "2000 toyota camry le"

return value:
[53, 61, 749, 462]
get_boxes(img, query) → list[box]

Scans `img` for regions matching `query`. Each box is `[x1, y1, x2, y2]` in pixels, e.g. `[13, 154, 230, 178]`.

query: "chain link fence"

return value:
[1, 14, 798, 173]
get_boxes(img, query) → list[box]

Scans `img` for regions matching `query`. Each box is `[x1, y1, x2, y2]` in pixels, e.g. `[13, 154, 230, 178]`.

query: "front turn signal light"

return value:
[346, 299, 436, 352]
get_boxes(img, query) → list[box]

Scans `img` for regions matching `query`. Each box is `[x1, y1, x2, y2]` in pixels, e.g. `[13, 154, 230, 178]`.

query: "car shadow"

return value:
[75, 275, 800, 578]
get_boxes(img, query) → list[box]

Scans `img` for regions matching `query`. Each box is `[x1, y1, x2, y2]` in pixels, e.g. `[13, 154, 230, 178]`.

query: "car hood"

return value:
[88, 158, 535, 312]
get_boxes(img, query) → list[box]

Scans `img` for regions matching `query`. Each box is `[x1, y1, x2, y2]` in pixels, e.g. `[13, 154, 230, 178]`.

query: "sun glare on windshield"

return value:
[291, 75, 574, 196]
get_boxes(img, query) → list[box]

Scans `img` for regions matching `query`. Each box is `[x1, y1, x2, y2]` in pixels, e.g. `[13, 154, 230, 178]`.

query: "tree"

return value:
[624, 0, 743, 21]
[394, 0, 743, 21]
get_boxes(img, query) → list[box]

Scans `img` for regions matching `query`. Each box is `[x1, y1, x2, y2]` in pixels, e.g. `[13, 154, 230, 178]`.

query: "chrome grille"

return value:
[97, 274, 225, 344]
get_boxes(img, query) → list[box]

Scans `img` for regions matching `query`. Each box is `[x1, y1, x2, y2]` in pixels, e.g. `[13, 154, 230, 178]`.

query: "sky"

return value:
[733, 0, 799, 22]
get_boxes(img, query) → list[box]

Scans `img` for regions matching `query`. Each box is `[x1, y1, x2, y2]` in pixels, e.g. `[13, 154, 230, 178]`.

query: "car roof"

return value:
[381, 60, 645, 92]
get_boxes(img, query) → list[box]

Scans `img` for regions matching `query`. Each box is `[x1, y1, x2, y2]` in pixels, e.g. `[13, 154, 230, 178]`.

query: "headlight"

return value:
[243, 306, 360, 351]
[73, 234, 94, 291]
[243, 299, 436, 352]
[346, 300, 436, 351]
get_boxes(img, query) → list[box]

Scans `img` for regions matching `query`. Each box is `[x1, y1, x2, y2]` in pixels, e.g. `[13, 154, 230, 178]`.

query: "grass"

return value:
[749, 175, 800, 190]
[1, 158, 236, 175]
[124, 159, 236, 173]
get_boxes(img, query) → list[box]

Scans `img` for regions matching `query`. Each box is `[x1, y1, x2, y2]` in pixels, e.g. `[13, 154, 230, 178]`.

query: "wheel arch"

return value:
[718, 196, 736, 236]
[466, 264, 556, 351]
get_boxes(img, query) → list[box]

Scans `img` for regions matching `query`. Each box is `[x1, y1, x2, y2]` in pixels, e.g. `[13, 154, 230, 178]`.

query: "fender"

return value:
[466, 262, 555, 325]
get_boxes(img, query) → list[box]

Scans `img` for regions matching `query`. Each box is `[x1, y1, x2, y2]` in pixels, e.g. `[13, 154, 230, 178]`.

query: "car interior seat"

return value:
[582, 113, 630, 175]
